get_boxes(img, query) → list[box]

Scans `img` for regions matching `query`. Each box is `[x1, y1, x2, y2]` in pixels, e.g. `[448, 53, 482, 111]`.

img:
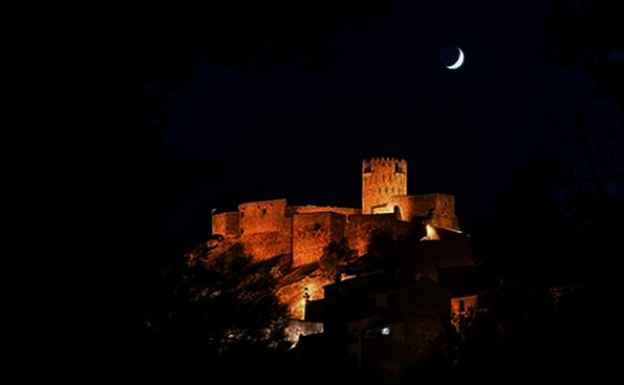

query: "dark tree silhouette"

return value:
[167, 243, 288, 359]
[478, 0, 624, 285]
[108, 242, 292, 380]
[536, 0, 624, 102]
[319, 237, 356, 281]
[536, 0, 623, 288]
[536, 1, 623, 219]
[462, 3, 621, 379]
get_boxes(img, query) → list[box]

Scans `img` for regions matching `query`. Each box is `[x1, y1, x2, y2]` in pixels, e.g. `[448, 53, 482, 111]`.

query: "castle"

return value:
[208, 158, 481, 375]
[212, 157, 460, 267]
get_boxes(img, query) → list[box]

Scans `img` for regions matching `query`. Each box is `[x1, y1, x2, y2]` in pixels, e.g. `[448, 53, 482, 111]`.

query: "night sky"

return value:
[165, 0, 589, 239]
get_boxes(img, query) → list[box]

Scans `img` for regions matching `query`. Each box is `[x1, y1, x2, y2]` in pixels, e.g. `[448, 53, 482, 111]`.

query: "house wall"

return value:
[401, 280, 450, 362]
[240, 231, 292, 261]
[399, 239, 477, 281]
[451, 295, 478, 316]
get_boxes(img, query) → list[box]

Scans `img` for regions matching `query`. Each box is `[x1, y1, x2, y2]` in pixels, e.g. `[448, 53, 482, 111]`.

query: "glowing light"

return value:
[422, 224, 439, 241]
[446, 47, 464, 70]
[381, 327, 390, 335]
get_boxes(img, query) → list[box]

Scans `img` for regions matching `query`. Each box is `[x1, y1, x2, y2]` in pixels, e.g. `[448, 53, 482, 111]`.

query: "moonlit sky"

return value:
[166, 0, 589, 239]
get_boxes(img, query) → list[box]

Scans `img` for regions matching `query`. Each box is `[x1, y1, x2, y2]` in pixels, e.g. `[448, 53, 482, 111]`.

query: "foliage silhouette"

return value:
[124, 242, 291, 377]
[360, 228, 403, 278]
[420, 284, 596, 385]
[463, 3, 621, 379]
[477, 0, 623, 286]
[319, 237, 356, 281]
[536, 0, 624, 102]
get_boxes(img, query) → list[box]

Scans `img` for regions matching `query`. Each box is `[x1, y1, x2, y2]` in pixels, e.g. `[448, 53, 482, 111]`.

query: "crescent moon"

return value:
[446, 47, 464, 70]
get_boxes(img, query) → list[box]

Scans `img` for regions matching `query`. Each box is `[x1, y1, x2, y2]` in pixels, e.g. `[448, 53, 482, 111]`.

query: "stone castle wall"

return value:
[212, 211, 239, 236]
[239, 199, 290, 235]
[391, 194, 458, 230]
[240, 230, 293, 261]
[345, 213, 411, 256]
[210, 158, 460, 267]
[288, 205, 361, 216]
[293, 212, 347, 266]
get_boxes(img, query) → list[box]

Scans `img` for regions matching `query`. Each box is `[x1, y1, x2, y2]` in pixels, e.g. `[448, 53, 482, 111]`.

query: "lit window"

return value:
[381, 327, 390, 335]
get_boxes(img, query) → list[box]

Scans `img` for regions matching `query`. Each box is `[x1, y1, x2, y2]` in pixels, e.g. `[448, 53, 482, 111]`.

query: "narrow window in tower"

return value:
[241, 211, 244, 218]
[262, 208, 267, 214]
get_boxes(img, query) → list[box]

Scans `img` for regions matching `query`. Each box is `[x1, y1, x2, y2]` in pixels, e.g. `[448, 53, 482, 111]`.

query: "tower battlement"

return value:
[362, 157, 407, 214]
[363, 157, 407, 170]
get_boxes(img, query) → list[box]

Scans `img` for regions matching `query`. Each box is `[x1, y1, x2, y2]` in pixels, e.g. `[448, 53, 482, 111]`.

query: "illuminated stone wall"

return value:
[288, 205, 361, 216]
[210, 158, 460, 275]
[239, 199, 289, 235]
[345, 213, 411, 255]
[362, 158, 407, 215]
[206, 158, 468, 324]
[391, 194, 458, 230]
[277, 273, 330, 320]
[293, 212, 347, 266]
[212, 211, 239, 236]
[240, 231, 292, 261]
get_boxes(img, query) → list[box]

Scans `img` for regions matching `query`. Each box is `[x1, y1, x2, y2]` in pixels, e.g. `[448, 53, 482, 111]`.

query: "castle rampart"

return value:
[390, 194, 458, 230]
[288, 205, 361, 217]
[345, 213, 412, 255]
[240, 230, 293, 261]
[239, 199, 289, 235]
[293, 212, 347, 266]
[210, 158, 460, 268]
[212, 211, 240, 237]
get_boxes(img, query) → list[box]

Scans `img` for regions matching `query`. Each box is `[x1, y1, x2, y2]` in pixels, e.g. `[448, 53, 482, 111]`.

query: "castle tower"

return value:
[362, 157, 407, 214]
